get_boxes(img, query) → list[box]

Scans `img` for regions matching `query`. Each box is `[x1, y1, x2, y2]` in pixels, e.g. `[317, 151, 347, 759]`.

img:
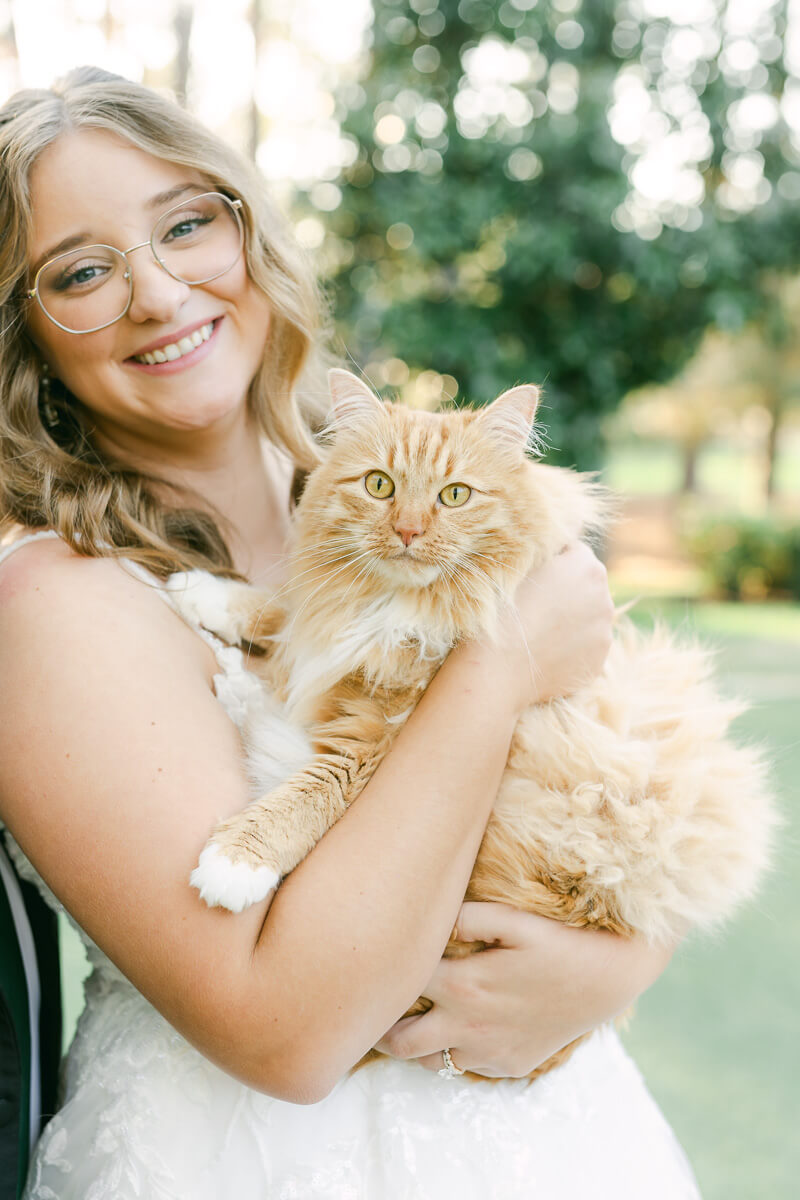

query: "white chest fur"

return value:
[285, 593, 452, 714]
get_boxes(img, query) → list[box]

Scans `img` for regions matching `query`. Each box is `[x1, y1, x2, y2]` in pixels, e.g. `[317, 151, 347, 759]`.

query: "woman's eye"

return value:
[364, 471, 395, 499]
[53, 262, 112, 291]
[163, 215, 213, 242]
[439, 483, 471, 508]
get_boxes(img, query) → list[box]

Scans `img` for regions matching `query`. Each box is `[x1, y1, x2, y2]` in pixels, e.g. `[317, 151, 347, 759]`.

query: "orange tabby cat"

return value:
[170, 368, 775, 1079]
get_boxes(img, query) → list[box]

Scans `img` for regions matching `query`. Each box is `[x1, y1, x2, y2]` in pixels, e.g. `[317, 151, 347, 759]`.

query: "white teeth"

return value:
[133, 321, 215, 365]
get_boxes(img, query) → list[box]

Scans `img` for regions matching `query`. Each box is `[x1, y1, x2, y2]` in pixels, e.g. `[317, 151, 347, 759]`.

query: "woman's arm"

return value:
[376, 902, 676, 1077]
[0, 538, 611, 1103]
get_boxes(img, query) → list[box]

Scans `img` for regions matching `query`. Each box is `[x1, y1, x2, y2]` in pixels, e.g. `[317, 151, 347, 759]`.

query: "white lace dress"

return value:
[2, 533, 702, 1200]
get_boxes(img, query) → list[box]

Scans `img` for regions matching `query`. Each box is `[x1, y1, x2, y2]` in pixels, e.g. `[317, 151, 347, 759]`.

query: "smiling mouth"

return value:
[129, 320, 218, 365]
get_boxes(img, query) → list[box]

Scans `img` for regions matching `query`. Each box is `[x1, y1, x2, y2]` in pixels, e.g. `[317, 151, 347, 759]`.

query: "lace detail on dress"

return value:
[23, 1015, 702, 1200]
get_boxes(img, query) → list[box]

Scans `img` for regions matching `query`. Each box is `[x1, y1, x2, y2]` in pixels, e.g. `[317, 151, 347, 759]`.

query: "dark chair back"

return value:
[0, 842, 62, 1200]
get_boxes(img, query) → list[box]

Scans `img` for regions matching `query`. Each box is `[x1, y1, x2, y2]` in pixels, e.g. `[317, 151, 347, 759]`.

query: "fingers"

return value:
[376, 907, 575, 1080]
[374, 1009, 450, 1062]
[414, 1048, 473, 1076]
[375, 1009, 485, 1077]
[452, 900, 531, 948]
[421, 903, 534, 1007]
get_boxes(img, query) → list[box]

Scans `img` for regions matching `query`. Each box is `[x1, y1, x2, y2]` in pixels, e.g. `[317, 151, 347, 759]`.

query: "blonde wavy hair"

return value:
[0, 65, 331, 577]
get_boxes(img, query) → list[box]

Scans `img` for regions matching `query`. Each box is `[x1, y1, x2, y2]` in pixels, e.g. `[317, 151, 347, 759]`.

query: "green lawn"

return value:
[602, 437, 800, 1194]
[58, 601, 800, 1196]
[619, 600, 800, 1198]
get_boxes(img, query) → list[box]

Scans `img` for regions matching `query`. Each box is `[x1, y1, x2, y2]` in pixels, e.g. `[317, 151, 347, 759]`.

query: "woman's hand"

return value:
[375, 902, 676, 1078]
[455, 541, 615, 715]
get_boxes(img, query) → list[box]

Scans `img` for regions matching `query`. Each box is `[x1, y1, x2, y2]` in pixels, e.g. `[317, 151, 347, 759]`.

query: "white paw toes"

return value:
[190, 843, 280, 913]
[165, 570, 245, 644]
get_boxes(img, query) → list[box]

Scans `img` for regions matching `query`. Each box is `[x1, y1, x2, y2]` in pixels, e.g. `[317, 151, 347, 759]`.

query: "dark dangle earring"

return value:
[39, 362, 58, 428]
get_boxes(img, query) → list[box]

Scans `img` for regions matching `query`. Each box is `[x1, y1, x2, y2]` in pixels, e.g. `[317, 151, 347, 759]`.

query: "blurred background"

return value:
[3, 0, 798, 1194]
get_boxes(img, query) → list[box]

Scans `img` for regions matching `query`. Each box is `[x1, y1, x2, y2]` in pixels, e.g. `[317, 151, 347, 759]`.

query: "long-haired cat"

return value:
[169, 368, 775, 1080]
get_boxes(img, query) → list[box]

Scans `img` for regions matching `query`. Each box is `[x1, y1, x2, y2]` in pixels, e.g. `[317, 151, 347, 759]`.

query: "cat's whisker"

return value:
[238, 546, 368, 656]
[281, 550, 377, 644]
[272, 552, 358, 593]
[287, 550, 375, 617]
[250, 544, 365, 608]
[436, 563, 473, 637]
[449, 556, 500, 604]
[337, 553, 378, 606]
[457, 558, 514, 607]
[438, 559, 473, 614]
[456, 559, 536, 687]
[243, 549, 377, 665]
[288, 538, 364, 571]
[457, 554, 521, 606]
[470, 550, 527, 586]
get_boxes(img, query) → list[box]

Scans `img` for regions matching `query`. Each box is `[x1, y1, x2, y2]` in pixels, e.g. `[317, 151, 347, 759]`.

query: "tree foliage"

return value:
[311, 0, 800, 466]
[616, 275, 800, 497]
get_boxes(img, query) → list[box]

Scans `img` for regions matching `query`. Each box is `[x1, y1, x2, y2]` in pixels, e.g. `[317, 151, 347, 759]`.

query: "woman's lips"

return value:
[125, 317, 223, 375]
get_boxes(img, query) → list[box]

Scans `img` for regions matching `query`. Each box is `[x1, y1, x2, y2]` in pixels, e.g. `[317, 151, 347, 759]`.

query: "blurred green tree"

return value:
[309, 0, 800, 467]
[611, 276, 800, 502]
[610, 327, 757, 494]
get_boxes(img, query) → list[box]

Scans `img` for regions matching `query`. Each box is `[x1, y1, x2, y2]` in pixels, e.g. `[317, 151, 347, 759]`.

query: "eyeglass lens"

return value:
[34, 193, 243, 333]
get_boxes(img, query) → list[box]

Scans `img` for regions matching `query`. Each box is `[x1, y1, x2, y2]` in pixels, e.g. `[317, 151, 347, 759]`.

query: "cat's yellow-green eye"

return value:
[439, 483, 471, 508]
[364, 470, 395, 499]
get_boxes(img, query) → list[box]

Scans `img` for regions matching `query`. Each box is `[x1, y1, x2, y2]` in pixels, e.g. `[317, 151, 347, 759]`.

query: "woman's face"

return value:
[26, 127, 272, 450]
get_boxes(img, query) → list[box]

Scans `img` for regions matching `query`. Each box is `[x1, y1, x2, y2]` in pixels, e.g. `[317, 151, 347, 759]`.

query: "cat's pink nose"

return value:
[394, 523, 423, 547]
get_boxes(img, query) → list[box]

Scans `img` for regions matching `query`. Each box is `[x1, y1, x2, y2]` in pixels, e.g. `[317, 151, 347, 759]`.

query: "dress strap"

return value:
[0, 529, 61, 567]
[0, 530, 242, 681]
[0, 533, 262, 746]
[0, 530, 196, 627]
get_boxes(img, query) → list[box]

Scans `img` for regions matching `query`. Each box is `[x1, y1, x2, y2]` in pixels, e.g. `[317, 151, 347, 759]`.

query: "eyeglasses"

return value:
[26, 191, 245, 334]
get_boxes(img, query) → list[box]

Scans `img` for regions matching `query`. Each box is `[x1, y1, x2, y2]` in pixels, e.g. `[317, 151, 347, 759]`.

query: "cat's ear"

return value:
[477, 384, 541, 455]
[326, 369, 385, 433]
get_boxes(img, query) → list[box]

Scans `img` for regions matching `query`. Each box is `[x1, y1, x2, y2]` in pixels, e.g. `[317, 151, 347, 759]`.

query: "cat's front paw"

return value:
[165, 570, 247, 644]
[190, 843, 280, 913]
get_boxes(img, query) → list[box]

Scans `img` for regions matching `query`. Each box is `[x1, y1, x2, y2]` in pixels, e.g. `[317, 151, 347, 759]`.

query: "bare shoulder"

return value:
[0, 533, 150, 612]
[0, 536, 215, 678]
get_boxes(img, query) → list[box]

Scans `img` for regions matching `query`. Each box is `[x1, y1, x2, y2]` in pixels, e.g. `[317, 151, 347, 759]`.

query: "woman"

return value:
[0, 68, 701, 1198]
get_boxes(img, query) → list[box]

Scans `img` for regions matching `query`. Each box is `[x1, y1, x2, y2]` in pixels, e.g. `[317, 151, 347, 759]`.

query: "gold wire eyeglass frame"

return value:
[26, 191, 244, 335]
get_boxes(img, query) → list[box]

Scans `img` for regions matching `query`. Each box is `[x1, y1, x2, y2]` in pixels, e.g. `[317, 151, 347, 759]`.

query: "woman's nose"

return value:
[124, 249, 192, 325]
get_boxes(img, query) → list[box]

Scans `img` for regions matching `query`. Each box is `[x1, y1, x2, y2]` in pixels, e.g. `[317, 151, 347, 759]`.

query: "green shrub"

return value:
[686, 518, 800, 600]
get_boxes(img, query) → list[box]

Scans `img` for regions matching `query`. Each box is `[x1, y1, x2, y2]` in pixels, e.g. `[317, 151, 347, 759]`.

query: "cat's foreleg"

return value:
[191, 746, 383, 912]
[165, 570, 282, 649]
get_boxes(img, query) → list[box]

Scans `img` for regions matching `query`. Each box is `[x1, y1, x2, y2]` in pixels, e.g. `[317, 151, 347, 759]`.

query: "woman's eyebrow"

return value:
[30, 185, 204, 276]
[146, 182, 203, 210]
[32, 233, 92, 275]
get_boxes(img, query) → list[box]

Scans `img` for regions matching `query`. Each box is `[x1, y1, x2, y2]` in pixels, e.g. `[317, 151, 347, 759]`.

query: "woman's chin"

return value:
[149, 393, 248, 437]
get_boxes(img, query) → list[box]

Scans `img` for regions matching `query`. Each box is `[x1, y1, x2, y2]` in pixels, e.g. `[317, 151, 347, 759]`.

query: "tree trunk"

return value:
[173, 4, 193, 105]
[3, 4, 19, 56]
[764, 402, 783, 501]
[248, 0, 263, 161]
[681, 441, 700, 494]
